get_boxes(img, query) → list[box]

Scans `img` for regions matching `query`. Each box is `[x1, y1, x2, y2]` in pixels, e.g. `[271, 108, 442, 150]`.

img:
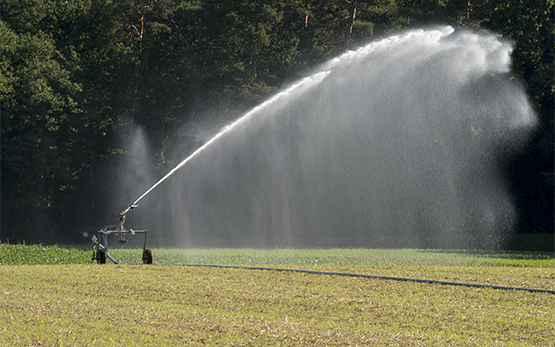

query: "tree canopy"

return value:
[1, 0, 552, 243]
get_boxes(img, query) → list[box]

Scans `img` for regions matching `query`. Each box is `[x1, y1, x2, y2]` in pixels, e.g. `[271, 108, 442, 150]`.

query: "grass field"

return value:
[1, 244, 554, 346]
[2, 244, 554, 267]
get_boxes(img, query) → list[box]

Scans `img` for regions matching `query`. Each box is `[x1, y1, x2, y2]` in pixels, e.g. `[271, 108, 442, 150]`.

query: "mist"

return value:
[116, 27, 537, 249]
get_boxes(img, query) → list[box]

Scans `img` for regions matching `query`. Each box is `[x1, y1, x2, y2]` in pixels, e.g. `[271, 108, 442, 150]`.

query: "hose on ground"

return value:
[185, 264, 555, 294]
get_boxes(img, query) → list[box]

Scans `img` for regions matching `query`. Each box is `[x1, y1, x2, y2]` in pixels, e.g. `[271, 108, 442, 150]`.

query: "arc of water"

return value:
[129, 71, 331, 207]
[128, 27, 460, 209]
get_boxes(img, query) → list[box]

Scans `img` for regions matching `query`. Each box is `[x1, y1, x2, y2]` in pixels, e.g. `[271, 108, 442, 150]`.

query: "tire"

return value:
[97, 249, 106, 264]
[142, 249, 153, 264]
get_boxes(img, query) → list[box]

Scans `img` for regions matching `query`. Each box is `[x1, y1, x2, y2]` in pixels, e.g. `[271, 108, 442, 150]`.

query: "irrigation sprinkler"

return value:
[91, 204, 153, 264]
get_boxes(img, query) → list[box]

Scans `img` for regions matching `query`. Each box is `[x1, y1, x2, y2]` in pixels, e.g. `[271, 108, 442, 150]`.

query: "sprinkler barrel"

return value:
[119, 204, 139, 222]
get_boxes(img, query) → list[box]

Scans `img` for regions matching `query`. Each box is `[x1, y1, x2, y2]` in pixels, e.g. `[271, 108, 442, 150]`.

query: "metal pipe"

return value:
[106, 252, 119, 264]
[142, 230, 148, 253]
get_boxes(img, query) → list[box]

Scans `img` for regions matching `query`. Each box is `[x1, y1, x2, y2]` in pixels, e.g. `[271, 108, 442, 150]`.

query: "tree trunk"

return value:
[303, 0, 310, 29]
[466, 0, 472, 21]
[252, 21, 259, 82]
[344, 1, 357, 52]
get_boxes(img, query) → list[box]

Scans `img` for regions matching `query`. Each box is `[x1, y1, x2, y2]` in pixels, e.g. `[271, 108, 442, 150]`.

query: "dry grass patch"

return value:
[1, 265, 553, 346]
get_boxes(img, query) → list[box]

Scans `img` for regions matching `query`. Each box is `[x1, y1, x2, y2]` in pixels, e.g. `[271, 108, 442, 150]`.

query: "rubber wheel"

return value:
[97, 249, 106, 264]
[142, 249, 153, 264]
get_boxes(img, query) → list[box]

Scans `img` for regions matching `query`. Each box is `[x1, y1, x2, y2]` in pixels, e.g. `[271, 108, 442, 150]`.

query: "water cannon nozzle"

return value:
[120, 204, 139, 217]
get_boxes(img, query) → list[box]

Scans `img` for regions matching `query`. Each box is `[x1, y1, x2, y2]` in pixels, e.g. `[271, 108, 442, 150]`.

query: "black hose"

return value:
[186, 264, 555, 294]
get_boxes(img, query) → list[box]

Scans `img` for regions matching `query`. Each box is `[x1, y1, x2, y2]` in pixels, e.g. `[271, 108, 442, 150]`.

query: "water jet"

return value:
[107, 26, 537, 250]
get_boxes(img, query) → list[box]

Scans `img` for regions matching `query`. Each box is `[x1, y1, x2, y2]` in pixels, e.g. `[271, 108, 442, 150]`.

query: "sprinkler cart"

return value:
[91, 204, 153, 264]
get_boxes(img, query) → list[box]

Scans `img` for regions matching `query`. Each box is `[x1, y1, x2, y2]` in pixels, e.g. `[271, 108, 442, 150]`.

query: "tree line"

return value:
[1, 0, 553, 243]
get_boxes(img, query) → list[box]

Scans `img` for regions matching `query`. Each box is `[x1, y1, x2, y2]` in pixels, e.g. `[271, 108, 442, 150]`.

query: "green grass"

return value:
[2, 243, 553, 267]
[110, 247, 555, 267]
[1, 244, 554, 345]
[0, 243, 91, 265]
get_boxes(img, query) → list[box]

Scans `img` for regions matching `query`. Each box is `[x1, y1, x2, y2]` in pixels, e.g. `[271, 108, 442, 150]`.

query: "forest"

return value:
[0, 0, 553, 244]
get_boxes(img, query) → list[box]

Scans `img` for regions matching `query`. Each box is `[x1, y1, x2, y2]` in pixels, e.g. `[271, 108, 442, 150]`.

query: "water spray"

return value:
[130, 70, 330, 208]
[89, 26, 537, 260]
[87, 70, 332, 264]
